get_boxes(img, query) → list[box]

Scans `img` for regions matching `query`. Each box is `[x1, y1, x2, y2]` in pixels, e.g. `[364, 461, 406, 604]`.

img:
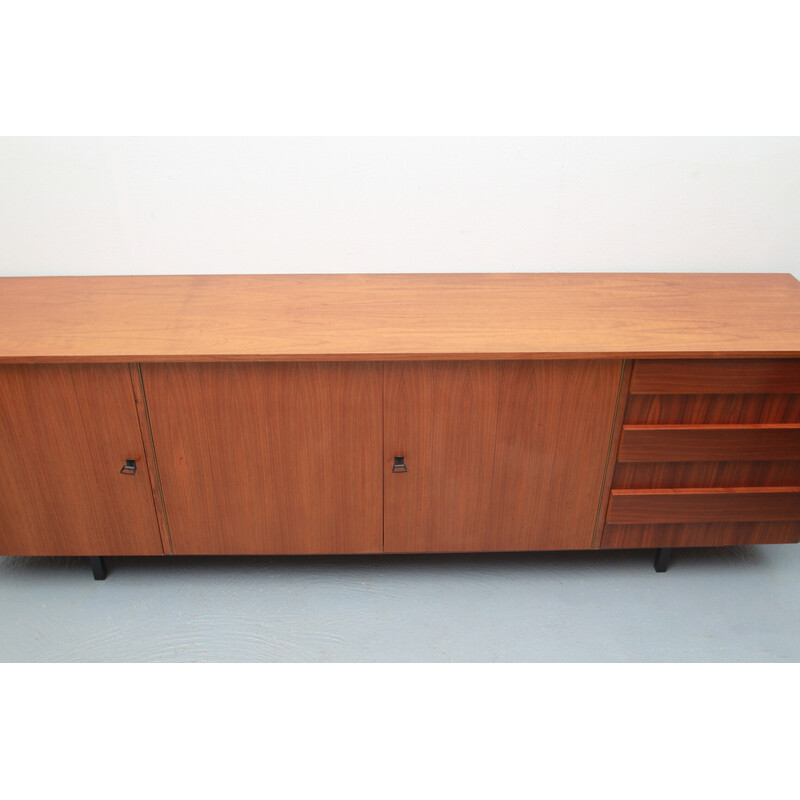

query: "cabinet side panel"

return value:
[0, 364, 164, 556]
[141, 362, 383, 555]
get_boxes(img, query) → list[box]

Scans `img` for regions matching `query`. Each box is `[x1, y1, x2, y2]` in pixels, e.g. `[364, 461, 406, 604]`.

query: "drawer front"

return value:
[602, 521, 800, 549]
[607, 487, 800, 524]
[618, 424, 800, 462]
[630, 359, 800, 395]
[611, 460, 800, 491]
[599, 358, 800, 549]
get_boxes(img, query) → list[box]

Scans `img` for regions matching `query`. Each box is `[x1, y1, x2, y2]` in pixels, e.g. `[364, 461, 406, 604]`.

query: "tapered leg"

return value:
[653, 547, 671, 573]
[89, 556, 107, 581]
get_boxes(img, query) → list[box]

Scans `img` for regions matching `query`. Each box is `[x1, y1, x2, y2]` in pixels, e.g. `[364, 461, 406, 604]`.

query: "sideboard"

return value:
[2, 273, 800, 579]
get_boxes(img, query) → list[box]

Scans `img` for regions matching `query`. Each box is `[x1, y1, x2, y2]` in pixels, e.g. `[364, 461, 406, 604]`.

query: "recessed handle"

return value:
[120, 459, 137, 476]
[392, 456, 407, 473]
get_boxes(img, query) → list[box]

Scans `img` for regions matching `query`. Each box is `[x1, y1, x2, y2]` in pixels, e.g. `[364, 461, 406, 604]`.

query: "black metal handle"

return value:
[392, 456, 407, 473]
[120, 459, 137, 476]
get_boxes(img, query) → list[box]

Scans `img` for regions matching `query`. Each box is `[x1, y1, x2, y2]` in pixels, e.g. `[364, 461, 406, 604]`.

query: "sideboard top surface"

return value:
[2, 273, 800, 362]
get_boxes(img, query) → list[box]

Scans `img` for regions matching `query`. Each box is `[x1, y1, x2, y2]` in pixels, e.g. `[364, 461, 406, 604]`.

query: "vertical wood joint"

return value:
[129, 363, 174, 555]
[591, 359, 631, 549]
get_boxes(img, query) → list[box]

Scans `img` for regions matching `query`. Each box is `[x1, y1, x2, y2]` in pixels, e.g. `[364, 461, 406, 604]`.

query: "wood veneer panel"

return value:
[3, 274, 800, 362]
[601, 521, 800, 549]
[618, 424, 800, 462]
[129, 363, 173, 554]
[0, 365, 163, 556]
[612, 460, 800, 490]
[623, 393, 800, 425]
[592, 360, 632, 548]
[607, 487, 800, 524]
[141, 362, 382, 555]
[630, 359, 800, 395]
[384, 360, 622, 552]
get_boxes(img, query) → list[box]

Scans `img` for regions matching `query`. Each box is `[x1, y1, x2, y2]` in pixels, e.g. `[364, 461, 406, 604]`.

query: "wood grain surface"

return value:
[384, 359, 622, 552]
[591, 360, 632, 548]
[2, 273, 800, 362]
[600, 367, 800, 547]
[623, 392, 800, 425]
[630, 358, 800, 394]
[141, 362, 383, 555]
[611, 460, 800, 491]
[618, 424, 800, 462]
[601, 521, 800, 548]
[607, 486, 800, 524]
[129, 363, 173, 554]
[612, 387, 800, 492]
[0, 364, 163, 556]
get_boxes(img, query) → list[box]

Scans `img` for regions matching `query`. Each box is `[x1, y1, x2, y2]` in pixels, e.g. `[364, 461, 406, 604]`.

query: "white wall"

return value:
[0, 137, 798, 277]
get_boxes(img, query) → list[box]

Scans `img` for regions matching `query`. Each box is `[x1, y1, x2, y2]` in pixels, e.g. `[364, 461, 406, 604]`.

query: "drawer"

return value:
[618, 423, 800, 462]
[601, 521, 800, 549]
[630, 359, 800, 395]
[607, 486, 800, 524]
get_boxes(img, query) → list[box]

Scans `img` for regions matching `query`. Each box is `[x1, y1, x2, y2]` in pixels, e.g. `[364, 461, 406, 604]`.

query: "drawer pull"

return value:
[120, 459, 137, 476]
[392, 456, 408, 473]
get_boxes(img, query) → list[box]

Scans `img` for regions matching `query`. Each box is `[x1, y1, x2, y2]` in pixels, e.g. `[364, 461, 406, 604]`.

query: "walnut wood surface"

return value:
[600, 374, 800, 547]
[617, 391, 800, 493]
[623, 393, 800, 425]
[612, 387, 800, 492]
[607, 487, 800, 524]
[2, 274, 800, 362]
[4, 272, 800, 559]
[141, 362, 383, 555]
[0, 364, 163, 556]
[129, 364, 173, 554]
[383, 360, 622, 552]
[601, 521, 800, 549]
[592, 360, 632, 548]
[612, 460, 800, 490]
[630, 359, 800, 394]
[618, 424, 800, 462]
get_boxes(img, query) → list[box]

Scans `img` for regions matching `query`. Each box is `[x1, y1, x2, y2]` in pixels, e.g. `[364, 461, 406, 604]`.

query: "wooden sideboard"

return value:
[2, 273, 800, 579]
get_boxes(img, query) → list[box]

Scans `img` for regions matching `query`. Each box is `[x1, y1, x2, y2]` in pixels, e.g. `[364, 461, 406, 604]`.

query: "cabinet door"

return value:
[0, 365, 163, 556]
[142, 362, 383, 555]
[384, 360, 623, 552]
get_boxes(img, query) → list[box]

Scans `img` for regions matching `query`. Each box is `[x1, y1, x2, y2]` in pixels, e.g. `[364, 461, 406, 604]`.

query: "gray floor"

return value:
[1, 544, 798, 662]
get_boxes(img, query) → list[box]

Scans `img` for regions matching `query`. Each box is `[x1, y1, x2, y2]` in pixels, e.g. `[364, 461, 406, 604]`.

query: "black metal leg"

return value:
[90, 556, 107, 581]
[653, 547, 671, 573]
